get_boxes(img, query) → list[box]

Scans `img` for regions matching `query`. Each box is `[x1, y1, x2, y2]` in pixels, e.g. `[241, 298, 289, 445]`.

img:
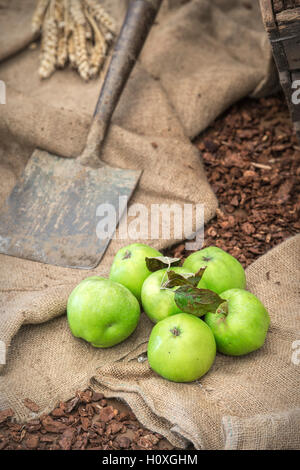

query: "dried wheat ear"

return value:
[32, 0, 116, 81]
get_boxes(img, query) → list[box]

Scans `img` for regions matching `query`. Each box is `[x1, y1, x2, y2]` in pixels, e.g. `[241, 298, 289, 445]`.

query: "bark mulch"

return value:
[172, 94, 300, 264]
[0, 93, 299, 450]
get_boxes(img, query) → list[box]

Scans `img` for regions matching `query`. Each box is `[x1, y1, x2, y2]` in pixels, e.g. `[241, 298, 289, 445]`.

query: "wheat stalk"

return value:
[57, 30, 68, 67]
[85, 19, 92, 39]
[56, 0, 68, 67]
[38, 0, 58, 79]
[85, 0, 116, 34]
[85, 7, 106, 78]
[89, 39, 106, 78]
[54, 0, 64, 27]
[32, 0, 50, 34]
[70, 0, 89, 80]
[68, 30, 76, 67]
[64, 0, 71, 35]
[70, 0, 86, 26]
[73, 23, 89, 81]
[34, 0, 115, 80]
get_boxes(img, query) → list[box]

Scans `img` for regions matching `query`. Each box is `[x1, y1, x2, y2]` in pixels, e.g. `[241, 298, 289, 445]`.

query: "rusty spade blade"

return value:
[0, 150, 140, 268]
[0, 0, 162, 269]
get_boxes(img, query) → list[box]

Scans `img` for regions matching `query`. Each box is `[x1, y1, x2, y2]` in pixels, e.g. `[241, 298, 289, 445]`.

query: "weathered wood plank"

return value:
[277, 7, 300, 24]
[282, 36, 300, 70]
[260, 1, 300, 141]
[284, 1, 297, 9]
[259, 0, 277, 31]
[273, 0, 284, 13]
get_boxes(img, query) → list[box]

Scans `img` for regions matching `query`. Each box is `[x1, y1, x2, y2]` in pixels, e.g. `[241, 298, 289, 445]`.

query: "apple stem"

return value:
[170, 327, 181, 336]
[122, 250, 131, 260]
[216, 301, 229, 316]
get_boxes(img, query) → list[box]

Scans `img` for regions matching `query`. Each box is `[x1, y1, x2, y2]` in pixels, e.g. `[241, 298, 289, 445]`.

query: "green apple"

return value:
[109, 243, 162, 302]
[141, 267, 193, 323]
[67, 276, 140, 348]
[183, 246, 246, 294]
[205, 288, 270, 356]
[147, 313, 216, 382]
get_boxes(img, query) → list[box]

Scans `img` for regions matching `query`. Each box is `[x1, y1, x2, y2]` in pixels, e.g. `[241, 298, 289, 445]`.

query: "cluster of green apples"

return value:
[67, 243, 270, 383]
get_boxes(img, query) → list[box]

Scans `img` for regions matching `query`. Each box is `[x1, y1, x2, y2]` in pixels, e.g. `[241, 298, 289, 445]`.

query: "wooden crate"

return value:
[260, 0, 300, 139]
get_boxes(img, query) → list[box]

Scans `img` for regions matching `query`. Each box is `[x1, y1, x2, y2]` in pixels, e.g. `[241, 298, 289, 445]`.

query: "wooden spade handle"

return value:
[78, 0, 162, 167]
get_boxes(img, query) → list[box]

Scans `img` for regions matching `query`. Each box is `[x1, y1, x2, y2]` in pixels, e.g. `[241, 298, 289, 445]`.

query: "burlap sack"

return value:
[0, 0, 289, 448]
[92, 235, 300, 449]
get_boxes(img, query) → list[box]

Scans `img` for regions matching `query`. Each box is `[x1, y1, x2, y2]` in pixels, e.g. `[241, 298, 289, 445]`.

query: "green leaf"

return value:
[145, 256, 181, 272]
[174, 285, 224, 317]
[162, 270, 193, 288]
[162, 267, 207, 289]
[187, 267, 207, 286]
